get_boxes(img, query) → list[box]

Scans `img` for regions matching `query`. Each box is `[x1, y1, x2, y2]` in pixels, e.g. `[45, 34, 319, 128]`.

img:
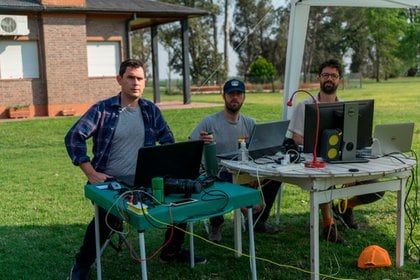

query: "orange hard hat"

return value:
[357, 245, 392, 269]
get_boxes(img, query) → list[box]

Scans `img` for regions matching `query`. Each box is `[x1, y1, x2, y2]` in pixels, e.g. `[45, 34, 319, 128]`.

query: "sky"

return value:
[158, 0, 286, 80]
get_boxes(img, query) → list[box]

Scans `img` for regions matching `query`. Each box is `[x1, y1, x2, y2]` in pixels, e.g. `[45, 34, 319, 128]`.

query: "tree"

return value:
[397, 8, 420, 76]
[131, 29, 152, 77]
[294, 6, 415, 81]
[159, 0, 222, 85]
[340, 8, 370, 74]
[247, 56, 277, 83]
[302, 7, 348, 82]
[366, 8, 407, 81]
[230, 0, 275, 76]
[268, 6, 289, 79]
[223, 0, 230, 81]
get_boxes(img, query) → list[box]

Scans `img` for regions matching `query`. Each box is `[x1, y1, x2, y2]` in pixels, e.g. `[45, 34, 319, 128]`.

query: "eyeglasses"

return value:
[320, 73, 340, 80]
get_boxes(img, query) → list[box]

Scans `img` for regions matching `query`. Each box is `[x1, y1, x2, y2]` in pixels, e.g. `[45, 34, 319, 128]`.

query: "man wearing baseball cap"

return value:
[223, 78, 246, 94]
[189, 79, 281, 243]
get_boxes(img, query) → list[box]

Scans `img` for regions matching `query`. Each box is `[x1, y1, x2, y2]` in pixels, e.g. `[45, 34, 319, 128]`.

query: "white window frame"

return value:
[0, 41, 39, 79]
[87, 41, 120, 77]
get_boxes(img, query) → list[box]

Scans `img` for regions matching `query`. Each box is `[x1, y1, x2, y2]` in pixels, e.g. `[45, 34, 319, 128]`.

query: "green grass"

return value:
[0, 77, 419, 279]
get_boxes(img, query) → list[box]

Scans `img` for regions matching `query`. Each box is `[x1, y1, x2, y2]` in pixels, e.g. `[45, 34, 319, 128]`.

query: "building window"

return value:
[87, 42, 120, 77]
[0, 41, 39, 79]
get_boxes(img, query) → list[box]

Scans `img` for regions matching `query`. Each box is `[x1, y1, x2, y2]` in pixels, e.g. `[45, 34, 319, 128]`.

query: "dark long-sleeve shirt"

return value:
[64, 94, 174, 172]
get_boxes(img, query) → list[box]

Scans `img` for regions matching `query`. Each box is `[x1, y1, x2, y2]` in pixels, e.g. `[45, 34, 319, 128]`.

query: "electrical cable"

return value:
[125, 203, 177, 262]
[142, 212, 355, 280]
[252, 167, 266, 227]
[403, 150, 419, 263]
[102, 184, 356, 279]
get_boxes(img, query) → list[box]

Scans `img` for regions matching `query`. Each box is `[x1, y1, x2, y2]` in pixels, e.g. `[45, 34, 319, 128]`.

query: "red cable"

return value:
[287, 90, 326, 168]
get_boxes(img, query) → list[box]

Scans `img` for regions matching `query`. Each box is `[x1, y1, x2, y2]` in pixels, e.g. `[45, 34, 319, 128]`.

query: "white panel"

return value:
[298, 0, 418, 8]
[22, 42, 39, 78]
[283, 4, 310, 121]
[87, 42, 120, 77]
[0, 41, 38, 79]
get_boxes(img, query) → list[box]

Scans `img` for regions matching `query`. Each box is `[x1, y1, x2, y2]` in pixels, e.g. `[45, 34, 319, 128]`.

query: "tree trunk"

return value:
[223, 0, 229, 80]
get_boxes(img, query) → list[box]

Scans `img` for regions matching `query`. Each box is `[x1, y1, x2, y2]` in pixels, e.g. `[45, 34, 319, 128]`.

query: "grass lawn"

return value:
[0, 77, 418, 279]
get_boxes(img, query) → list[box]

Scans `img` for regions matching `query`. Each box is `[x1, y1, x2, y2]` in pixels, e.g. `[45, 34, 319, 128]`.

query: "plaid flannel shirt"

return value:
[64, 93, 174, 172]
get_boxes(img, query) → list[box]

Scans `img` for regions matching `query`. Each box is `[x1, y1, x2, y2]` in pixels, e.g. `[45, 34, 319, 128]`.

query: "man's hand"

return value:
[199, 131, 214, 144]
[79, 162, 113, 183]
[292, 133, 303, 146]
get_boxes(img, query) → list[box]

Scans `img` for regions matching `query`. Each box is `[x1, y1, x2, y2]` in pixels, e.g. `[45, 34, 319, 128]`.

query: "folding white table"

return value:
[221, 155, 416, 280]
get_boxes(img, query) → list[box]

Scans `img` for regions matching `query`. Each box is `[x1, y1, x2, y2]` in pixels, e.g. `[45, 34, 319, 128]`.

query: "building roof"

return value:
[0, 0, 209, 28]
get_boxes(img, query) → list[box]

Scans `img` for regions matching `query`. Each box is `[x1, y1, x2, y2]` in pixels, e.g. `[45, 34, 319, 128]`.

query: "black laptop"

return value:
[133, 140, 204, 189]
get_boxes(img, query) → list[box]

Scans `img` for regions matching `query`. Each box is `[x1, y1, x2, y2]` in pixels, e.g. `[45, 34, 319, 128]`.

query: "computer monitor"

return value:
[134, 140, 204, 189]
[303, 99, 374, 163]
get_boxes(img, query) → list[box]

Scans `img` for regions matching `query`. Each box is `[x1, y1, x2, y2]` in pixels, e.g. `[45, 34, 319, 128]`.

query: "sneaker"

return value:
[254, 222, 280, 234]
[160, 248, 207, 264]
[322, 224, 347, 245]
[68, 263, 89, 280]
[332, 203, 359, 229]
[208, 223, 223, 243]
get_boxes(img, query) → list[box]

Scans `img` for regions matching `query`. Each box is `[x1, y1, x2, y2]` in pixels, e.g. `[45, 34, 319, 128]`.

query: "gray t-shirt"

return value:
[104, 106, 145, 178]
[190, 111, 256, 154]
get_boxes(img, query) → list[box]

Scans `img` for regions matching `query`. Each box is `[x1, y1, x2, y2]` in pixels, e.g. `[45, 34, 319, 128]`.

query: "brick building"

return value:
[0, 0, 207, 118]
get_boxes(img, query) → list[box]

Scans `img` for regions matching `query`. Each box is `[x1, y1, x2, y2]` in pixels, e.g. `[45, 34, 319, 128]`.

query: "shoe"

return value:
[160, 248, 207, 264]
[68, 263, 89, 280]
[254, 222, 280, 234]
[322, 224, 347, 245]
[208, 223, 223, 243]
[332, 203, 359, 229]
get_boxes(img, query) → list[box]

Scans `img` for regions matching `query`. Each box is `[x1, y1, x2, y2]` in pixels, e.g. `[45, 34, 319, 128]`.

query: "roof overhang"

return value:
[0, 0, 209, 28]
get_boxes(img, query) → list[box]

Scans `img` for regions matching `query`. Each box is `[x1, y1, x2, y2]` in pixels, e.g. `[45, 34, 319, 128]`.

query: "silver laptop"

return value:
[372, 122, 414, 156]
[217, 120, 290, 160]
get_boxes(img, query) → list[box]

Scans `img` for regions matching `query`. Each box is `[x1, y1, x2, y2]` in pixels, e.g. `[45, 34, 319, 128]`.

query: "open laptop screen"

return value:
[372, 122, 414, 155]
[216, 120, 290, 160]
[134, 140, 204, 189]
[248, 120, 290, 158]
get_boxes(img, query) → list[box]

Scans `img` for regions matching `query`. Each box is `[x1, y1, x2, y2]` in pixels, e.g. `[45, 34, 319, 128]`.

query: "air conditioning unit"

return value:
[0, 15, 30, 36]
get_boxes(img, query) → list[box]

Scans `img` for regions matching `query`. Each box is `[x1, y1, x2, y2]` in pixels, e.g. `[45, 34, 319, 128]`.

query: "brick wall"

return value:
[42, 14, 89, 112]
[0, 15, 46, 117]
[0, 12, 129, 118]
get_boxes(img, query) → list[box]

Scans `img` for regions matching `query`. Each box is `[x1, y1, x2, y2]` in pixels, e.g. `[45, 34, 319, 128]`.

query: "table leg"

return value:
[234, 209, 242, 257]
[310, 192, 320, 280]
[232, 175, 244, 257]
[94, 203, 102, 280]
[138, 231, 147, 280]
[275, 185, 284, 225]
[189, 222, 195, 268]
[247, 208, 258, 280]
[396, 178, 407, 267]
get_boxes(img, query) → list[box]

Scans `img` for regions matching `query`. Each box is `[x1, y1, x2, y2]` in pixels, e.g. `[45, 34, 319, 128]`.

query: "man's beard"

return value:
[225, 101, 243, 114]
[320, 81, 338, 94]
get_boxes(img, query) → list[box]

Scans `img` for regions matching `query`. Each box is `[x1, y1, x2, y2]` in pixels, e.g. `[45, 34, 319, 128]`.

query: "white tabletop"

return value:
[221, 154, 416, 190]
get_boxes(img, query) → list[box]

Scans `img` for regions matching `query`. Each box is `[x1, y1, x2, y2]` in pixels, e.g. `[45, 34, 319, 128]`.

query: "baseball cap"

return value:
[223, 79, 245, 94]
[357, 245, 392, 269]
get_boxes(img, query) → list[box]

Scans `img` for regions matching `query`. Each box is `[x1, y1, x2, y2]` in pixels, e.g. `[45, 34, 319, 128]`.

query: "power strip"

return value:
[127, 202, 148, 215]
